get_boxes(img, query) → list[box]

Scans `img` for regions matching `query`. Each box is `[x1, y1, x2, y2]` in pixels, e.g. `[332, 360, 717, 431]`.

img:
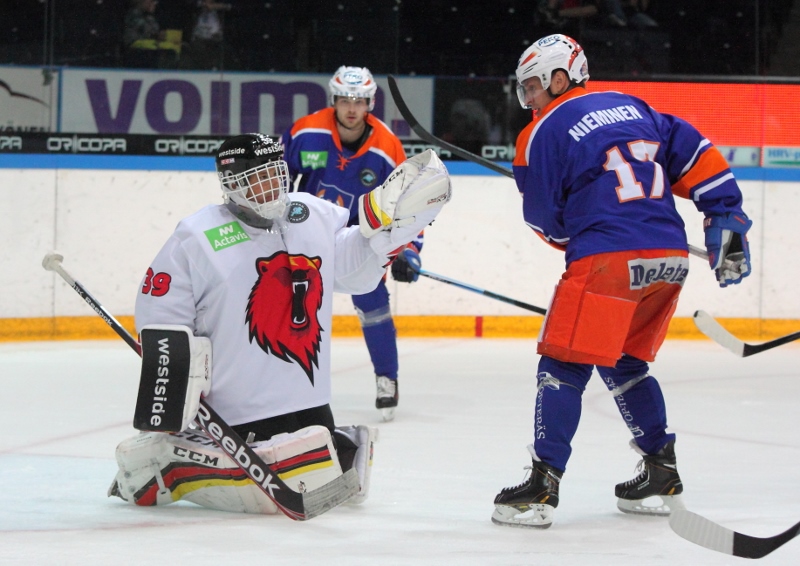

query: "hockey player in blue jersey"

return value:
[281, 66, 421, 422]
[491, 34, 753, 528]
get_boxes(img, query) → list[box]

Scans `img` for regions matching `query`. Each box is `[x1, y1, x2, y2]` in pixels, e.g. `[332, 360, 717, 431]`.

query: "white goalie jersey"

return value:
[135, 192, 388, 426]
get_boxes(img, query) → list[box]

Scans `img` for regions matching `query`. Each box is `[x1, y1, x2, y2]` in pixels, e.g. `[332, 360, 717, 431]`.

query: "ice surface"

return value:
[1, 338, 799, 565]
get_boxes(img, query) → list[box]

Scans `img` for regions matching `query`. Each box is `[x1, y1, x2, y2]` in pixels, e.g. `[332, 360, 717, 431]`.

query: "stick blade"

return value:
[693, 310, 746, 356]
[733, 519, 800, 559]
[300, 468, 360, 519]
[669, 509, 735, 555]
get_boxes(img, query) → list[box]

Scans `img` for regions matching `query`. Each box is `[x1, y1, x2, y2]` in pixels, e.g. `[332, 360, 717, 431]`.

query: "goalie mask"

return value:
[215, 134, 291, 221]
[515, 34, 589, 108]
[329, 66, 377, 111]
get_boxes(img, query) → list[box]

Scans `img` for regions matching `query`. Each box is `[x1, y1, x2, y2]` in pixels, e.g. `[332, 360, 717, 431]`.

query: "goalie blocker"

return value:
[134, 325, 212, 433]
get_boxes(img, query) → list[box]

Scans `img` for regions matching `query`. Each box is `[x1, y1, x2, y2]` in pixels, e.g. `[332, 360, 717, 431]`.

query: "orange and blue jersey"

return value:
[512, 87, 745, 265]
[281, 107, 407, 226]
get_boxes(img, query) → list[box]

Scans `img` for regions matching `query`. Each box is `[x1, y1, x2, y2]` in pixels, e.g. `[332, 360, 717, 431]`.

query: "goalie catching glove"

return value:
[133, 325, 211, 433]
[358, 149, 451, 238]
[703, 211, 752, 288]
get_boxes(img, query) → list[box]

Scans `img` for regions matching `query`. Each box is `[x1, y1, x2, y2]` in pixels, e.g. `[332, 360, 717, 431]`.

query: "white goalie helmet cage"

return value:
[329, 66, 377, 111]
[515, 34, 590, 108]
[215, 133, 292, 221]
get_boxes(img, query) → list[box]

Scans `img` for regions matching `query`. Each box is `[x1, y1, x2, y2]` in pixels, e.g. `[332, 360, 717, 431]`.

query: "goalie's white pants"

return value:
[109, 424, 376, 514]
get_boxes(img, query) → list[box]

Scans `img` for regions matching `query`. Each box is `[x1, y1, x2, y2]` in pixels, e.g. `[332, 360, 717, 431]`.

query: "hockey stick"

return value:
[388, 76, 723, 268]
[41, 252, 358, 521]
[407, 260, 546, 315]
[693, 310, 800, 357]
[388, 75, 513, 177]
[670, 509, 800, 559]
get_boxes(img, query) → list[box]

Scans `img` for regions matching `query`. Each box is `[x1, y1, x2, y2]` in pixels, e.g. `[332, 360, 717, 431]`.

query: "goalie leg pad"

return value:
[134, 325, 211, 433]
[255, 425, 344, 495]
[334, 425, 378, 504]
[109, 425, 343, 514]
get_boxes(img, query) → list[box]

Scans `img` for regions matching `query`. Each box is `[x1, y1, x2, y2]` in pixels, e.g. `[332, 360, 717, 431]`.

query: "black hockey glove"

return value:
[391, 248, 421, 283]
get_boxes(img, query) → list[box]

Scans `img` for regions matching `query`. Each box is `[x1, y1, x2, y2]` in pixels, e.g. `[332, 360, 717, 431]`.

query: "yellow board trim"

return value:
[0, 315, 796, 342]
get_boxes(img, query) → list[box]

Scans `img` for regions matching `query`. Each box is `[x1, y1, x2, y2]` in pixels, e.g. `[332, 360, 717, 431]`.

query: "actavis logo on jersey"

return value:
[301, 151, 328, 170]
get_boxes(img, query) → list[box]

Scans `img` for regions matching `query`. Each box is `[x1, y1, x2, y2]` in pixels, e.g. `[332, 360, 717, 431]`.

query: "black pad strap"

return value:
[133, 327, 192, 432]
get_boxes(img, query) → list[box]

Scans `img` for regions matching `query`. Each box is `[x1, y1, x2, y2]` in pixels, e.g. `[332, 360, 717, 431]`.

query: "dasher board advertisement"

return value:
[0, 66, 58, 133]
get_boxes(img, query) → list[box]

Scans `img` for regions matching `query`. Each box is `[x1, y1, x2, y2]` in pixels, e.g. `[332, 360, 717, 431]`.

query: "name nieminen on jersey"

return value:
[568, 105, 644, 142]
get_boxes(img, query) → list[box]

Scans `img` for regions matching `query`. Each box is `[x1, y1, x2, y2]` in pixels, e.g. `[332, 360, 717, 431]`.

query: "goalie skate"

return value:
[615, 439, 684, 516]
[492, 458, 562, 529]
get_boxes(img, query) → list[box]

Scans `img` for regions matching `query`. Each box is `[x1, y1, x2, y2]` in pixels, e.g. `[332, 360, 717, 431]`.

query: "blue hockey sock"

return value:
[352, 283, 398, 379]
[361, 317, 398, 379]
[532, 357, 593, 471]
[597, 355, 675, 454]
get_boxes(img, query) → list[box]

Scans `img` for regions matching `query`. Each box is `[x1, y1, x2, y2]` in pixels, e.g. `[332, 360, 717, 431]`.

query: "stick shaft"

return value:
[417, 268, 547, 315]
[50, 262, 141, 354]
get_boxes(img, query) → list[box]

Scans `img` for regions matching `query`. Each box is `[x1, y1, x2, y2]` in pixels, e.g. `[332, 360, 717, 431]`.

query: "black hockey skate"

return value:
[492, 459, 563, 529]
[375, 376, 398, 422]
[615, 439, 684, 515]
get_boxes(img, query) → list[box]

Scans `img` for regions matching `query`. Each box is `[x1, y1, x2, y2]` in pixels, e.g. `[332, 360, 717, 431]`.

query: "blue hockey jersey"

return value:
[281, 107, 406, 226]
[512, 87, 745, 265]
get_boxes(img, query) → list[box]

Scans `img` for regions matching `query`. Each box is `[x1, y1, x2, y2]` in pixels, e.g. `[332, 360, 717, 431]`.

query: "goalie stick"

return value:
[41, 252, 358, 521]
[670, 509, 800, 559]
[387, 76, 726, 268]
[693, 310, 800, 357]
[407, 260, 546, 315]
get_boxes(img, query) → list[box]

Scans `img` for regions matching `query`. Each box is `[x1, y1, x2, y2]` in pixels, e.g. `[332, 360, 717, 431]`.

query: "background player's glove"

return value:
[703, 211, 752, 288]
[358, 149, 451, 238]
[391, 247, 421, 283]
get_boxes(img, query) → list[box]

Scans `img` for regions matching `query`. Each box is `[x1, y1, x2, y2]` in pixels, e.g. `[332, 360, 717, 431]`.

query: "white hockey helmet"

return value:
[329, 65, 377, 111]
[215, 133, 291, 221]
[515, 34, 589, 108]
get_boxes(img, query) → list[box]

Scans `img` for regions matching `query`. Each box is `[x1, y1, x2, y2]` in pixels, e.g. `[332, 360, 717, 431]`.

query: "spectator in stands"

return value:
[442, 99, 492, 154]
[600, 0, 659, 28]
[537, 0, 567, 28]
[537, 1, 599, 31]
[602, 0, 628, 27]
[122, 0, 183, 68]
[183, 0, 232, 70]
[122, 0, 163, 67]
[627, 0, 658, 28]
